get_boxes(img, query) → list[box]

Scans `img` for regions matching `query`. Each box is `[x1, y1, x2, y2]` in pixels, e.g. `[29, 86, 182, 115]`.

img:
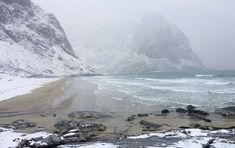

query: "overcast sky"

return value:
[33, 0, 235, 70]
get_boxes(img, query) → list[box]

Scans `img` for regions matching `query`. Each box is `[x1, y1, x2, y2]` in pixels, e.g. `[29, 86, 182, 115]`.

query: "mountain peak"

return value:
[0, 0, 93, 76]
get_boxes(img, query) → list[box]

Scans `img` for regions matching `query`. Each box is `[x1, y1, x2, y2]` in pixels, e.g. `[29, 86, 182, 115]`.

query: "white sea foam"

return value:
[195, 74, 215, 77]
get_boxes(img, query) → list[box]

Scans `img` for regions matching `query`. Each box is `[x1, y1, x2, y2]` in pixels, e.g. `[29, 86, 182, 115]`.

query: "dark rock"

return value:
[137, 114, 149, 117]
[187, 105, 196, 111]
[189, 110, 209, 116]
[176, 108, 188, 113]
[11, 119, 36, 129]
[222, 112, 235, 117]
[215, 106, 235, 117]
[68, 111, 108, 119]
[54, 120, 79, 130]
[53, 113, 57, 117]
[140, 120, 161, 131]
[40, 114, 46, 117]
[127, 115, 137, 121]
[189, 113, 212, 122]
[161, 109, 170, 114]
[202, 139, 215, 148]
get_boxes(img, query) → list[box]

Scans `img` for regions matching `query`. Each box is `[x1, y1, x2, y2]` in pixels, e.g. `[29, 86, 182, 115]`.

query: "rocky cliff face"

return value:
[75, 13, 205, 73]
[0, 0, 93, 76]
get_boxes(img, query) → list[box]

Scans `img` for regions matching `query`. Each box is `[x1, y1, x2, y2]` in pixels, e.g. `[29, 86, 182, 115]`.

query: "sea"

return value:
[82, 70, 235, 112]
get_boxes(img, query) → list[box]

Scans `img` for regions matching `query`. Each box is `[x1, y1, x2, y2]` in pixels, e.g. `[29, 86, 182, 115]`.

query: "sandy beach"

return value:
[0, 77, 234, 140]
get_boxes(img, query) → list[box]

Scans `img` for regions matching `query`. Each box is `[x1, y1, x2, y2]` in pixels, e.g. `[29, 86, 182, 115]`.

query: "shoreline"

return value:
[0, 77, 234, 147]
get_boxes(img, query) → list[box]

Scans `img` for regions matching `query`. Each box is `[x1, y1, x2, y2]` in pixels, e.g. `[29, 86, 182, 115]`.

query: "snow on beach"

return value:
[0, 76, 58, 147]
[0, 127, 51, 148]
[0, 76, 59, 101]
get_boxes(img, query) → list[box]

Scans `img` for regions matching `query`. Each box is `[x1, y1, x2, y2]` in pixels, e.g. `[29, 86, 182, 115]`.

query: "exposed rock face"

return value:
[129, 13, 205, 72]
[76, 13, 205, 73]
[0, 0, 93, 76]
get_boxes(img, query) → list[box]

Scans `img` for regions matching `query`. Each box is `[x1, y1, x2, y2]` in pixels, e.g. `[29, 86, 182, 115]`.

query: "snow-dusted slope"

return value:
[75, 13, 205, 73]
[0, 0, 93, 77]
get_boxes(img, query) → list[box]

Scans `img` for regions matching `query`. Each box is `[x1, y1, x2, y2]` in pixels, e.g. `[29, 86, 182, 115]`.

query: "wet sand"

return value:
[0, 77, 234, 138]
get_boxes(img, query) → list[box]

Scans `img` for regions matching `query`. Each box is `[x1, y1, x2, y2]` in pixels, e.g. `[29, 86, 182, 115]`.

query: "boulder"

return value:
[189, 113, 211, 123]
[215, 106, 235, 117]
[161, 109, 170, 114]
[186, 105, 196, 111]
[11, 119, 36, 129]
[18, 135, 63, 148]
[127, 115, 137, 121]
[137, 114, 149, 117]
[68, 111, 108, 119]
[176, 108, 188, 113]
[189, 110, 209, 116]
[140, 120, 161, 131]
[186, 105, 209, 116]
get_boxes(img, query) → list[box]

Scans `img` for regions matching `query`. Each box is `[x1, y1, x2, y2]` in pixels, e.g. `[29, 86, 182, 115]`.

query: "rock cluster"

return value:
[215, 106, 235, 117]
[1, 119, 36, 130]
[176, 105, 211, 122]
[68, 111, 108, 119]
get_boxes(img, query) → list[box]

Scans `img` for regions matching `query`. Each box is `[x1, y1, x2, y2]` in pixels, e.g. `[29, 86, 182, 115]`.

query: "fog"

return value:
[33, 0, 235, 70]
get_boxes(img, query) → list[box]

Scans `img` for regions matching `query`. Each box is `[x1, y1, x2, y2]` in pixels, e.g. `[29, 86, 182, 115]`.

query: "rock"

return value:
[42, 135, 62, 146]
[189, 113, 212, 122]
[53, 113, 57, 117]
[40, 114, 46, 117]
[0, 129, 3, 132]
[127, 115, 137, 121]
[215, 106, 235, 117]
[202, 139, 215, 148]
[187, 105, 196, 111]
[140, 120, 161, 131]
[186, 105, 209, 116]
[35, 127, 46, 132]
[222, 112, 235, 117]
[137, 114, 149, 117]
[54, 120, 79, 130]
[161, 109, 170, 114]
[189, 110, 209, 116]
[54, 120, 106, 133]
[11, 119, 36, 129]
[18, 135, 63, 148]
[68, 111, 108, 119]
[176, 108, 188, 113]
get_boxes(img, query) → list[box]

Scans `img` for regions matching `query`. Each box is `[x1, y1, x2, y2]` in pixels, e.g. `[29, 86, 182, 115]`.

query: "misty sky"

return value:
[33, 0, 235, 70]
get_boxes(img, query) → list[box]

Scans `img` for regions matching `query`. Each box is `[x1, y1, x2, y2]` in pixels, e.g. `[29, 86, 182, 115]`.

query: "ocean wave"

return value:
[206, 81, 233, 86]
[195, 74, 235, 78]
[195, 74, 215, 77]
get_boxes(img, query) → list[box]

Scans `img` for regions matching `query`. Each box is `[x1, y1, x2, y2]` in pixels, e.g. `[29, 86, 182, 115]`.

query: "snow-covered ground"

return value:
[0, 127, 51, 148]
[0, 76, 59, 101]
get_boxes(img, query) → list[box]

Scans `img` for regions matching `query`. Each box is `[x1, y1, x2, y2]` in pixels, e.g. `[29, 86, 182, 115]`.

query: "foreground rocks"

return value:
[54, 120, 107, 133]
[1, 119, 36, 130]
[175, 105, 211, 122]
[68, 111, 109, 119]
[17, 119, 107, 147]
[18, 135, 63, 148]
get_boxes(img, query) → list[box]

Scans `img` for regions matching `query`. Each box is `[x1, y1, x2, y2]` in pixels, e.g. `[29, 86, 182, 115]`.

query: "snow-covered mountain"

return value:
[75, 13, 205, 73]
[0, 0, 93, 77]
